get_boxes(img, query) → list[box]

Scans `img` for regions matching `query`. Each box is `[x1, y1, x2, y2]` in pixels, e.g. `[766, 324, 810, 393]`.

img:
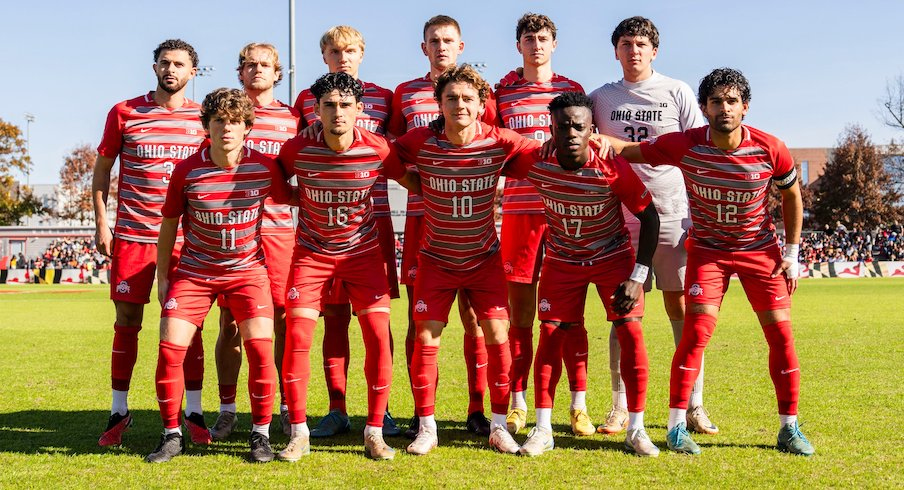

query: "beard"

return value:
[157, 74, 188, 95]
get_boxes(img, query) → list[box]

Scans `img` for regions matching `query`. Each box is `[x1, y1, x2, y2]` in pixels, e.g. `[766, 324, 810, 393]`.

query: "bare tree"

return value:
[879, 75, 904, 130]
[58, 144, 97, 224]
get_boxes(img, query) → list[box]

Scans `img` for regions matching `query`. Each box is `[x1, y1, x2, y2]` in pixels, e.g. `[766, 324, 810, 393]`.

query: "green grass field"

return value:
[0, 278, 902, 488]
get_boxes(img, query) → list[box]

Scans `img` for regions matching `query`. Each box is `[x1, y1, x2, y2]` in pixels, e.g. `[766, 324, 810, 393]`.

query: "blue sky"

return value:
[4, 0, 904, 184]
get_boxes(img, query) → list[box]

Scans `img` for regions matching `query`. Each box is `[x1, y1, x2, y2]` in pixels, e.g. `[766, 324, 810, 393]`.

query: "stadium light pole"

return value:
[464, 62, 488, 75]
[24, 113, 35, 187]
[289, 0, 297, 103]
[192, 66, 216, 101]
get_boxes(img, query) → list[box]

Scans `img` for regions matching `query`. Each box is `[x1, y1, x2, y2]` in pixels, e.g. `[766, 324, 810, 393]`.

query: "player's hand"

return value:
[771, 258, 799, 296]
[95, 224, 114, 257]
[539, 138, 555, 160]
[589, 134, 615, 159]
[495, 67, 523, 89]
[611, 280, 643, 315]
[300, 121, 323, 141]
[157, 276, 169, 307]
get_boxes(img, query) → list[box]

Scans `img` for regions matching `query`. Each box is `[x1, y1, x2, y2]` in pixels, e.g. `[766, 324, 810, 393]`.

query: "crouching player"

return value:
[145, 88, 293, 463]
[510, 92, 661, 456]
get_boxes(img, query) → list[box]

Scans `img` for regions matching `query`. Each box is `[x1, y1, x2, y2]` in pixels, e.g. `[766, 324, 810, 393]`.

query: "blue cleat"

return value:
[777, 422, 815, 456]
[666, 422, 701, 455]
[382, 410, 401, 437]
[310, 409, 351, 438]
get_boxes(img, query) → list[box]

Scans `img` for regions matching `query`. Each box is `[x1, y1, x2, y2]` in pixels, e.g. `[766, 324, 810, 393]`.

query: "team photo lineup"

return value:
[92, 12, 815, 464]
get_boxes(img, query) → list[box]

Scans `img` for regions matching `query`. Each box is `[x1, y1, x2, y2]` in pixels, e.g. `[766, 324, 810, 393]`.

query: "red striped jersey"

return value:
[244, 100, 301, 236]
[495, 71, 584, 215]
[294, 80, 394, 217]
[640, 125, 798, 251]
[97, 92, 205, 243]
[161, 147, 292, 278]
[394, 122, 539, 270]
[508, 150, 651, 264]
[277, 128, 405, 256]
[388, 74, 498, 217]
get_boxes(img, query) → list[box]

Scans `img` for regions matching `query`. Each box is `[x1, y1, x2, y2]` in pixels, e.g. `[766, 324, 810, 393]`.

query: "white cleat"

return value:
[624, 427, 660, 457]
[406, 426, 438, 456]
[488, 426, 520, 454]
[518, 426, 554, 457]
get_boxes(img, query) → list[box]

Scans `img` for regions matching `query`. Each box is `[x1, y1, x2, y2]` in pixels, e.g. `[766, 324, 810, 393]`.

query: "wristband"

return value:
[629, 263, 649, 283]
[783, 243, 800, 262]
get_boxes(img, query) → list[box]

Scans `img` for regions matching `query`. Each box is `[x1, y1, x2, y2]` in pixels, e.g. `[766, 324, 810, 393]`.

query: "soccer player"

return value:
[93, 39, 208, 447]
[277, 72, 415, 461]
[589, 16, 716, 436]
[293, 26, 401, 438]
[494, 13, 591, 436]
[144, 88, 292, 463]
[388, 14, 498, 438]
[604, 68, 814, 456]
[509, 92, 660, 457]
[209, 43, 301, 441]
[397, 64, 539, 456]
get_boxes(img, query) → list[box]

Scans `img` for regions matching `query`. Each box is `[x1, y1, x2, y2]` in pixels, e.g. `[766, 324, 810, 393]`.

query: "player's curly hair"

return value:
[548, 91, 593, 113]
[430, 64, 490, 131]
[698, 67, 752, 105]
[516, 12, 557, 40]
[423, 15, 461, 39]
[154, 39, 199, 68]
[200, 88, 255, 129]
[310, 72, 363, 102]
[236, 43, 282, 85]
[610, 16, 659, 48]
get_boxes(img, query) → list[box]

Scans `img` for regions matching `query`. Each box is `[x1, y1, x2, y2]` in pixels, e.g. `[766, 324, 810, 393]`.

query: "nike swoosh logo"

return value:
[540, 183, 553, 188]
[140, 128, 152, 133]
[307, 172, 320, 177]
[325, 363, 338, 369]
[774, 296, 787, 300]
[198, 194, 210, 199]
[414, 99, 426, 105]
[257, 305, 268, 309]
[112, 349, 126, 354]
[374, 295, 383, 300]
[696, 169, 709, 174]
[494, 306, 506, 311]
[431, 161, 444, 165]
[371, 385, 388, 391]
[156, 397, 173, 403]
[574, 352, 588, 358]
[678, 365, 698, 371]
[413, 384, 430, 390]
[476, 362, 488, 369]
[251, 393, 269, 399]
[781, 368, 800, 375]
[284, 377, 302, 383]
[494, 382, 509, 388]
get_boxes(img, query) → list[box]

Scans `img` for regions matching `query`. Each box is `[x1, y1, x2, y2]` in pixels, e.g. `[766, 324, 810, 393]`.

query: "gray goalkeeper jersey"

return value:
[590, 71, 705, 223]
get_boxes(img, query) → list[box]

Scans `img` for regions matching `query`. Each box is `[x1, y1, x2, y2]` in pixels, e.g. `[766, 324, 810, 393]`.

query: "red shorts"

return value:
[162, 273, 273, 327]
[400, 215, 424, 286]
[110, 238, 182, 304]
[262, 233, 294, 307]
[287, 247, 390, 312]
[323, 216, 400, 304]
[684, 237, 792, 312]
[501, 213, 546, 284]
[412, 253, 509, 323]
[537, 250, 644, 323]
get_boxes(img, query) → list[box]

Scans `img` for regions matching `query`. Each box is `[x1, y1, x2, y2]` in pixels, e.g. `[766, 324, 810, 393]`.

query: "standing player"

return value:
[510, 92, 660, 457]
[293, 26, 400, 438]
[589, 16, 716, 436]
[398, 64, 539, 456]
[388, 14, 498, 438]
[93, 39, 207, 447]
[145, 88, 292, 463]
[209, 43, 300, 441]
[604, 68, 814, 456]
[494, 13, 592, 437]
[277, 73, 416, 462]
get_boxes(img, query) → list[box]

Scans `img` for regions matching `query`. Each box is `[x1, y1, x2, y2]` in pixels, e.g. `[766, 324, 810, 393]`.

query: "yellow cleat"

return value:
[506, 408, 527, 434]
[570, 408, 595, 436]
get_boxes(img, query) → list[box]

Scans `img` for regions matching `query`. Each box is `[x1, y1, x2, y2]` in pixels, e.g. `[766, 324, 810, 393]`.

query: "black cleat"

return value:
[145, 432, 184, 463]
[466, 411, 491, 436]
[99, 411, 133, 446]
[249, 432, 275, 463]
[404, 415, 419, 440]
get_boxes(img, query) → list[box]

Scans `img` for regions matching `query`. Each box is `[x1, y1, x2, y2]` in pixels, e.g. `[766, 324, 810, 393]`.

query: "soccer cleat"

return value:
[209, 411, 238, 441]
[777, 422, 815, 456]
[364, 432, 396, 460]
[280, 408, 291, 437]
[98, 411, 133, 446]
[465, 411, 491, 436]
[249, 432, 275, 463]
[666, 422, 701, 455]
[570, 408, 595, 436]
[519, 426, 554, 457]
[624, 428, 660, 457]
[310, 410, 351, 438]
[382, 411, 401, 437]
[406, 426, 438, 456]
[597, 406, 629, 434]
[686, 405, 719, 435]
[488, 426, 521, 454]
[144, 432, 184, 463]
[278, 433, 311, 462]
[184, 412, 212, 445]
[404, 415, 419, 440]
[506, 408, 527, 434]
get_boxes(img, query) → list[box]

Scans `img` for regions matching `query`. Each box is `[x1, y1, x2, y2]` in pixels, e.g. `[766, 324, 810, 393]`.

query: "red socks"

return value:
[563, 323, 588, 392]
[463, 333, 487, 414]
[762, 321, 800, 415]
[485, 341, 512, 415]
[670, 312, 717, 409]
[183, 329, 204, 391]
[411, 342, 439, 416]
[533, 322, 565, 409]
[111, 324, 140, 391]
[508, 325, 533, 393]
[614, 321, 649, 413]
[245, 338, 277, 426]
[155, 341, 187, 429]
[282, 316, 316, 424]
[322, 312, 351, 413]
[358, 311, 393, 426]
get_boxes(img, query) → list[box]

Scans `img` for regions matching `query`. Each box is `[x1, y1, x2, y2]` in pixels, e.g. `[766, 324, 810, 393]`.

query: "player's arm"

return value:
[772, 180, 804, 295]
[612, 202, 660, 314]
[383, 136, 421, 195]
[92, 155, 116, 257]
[156, 217, 178, 306]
